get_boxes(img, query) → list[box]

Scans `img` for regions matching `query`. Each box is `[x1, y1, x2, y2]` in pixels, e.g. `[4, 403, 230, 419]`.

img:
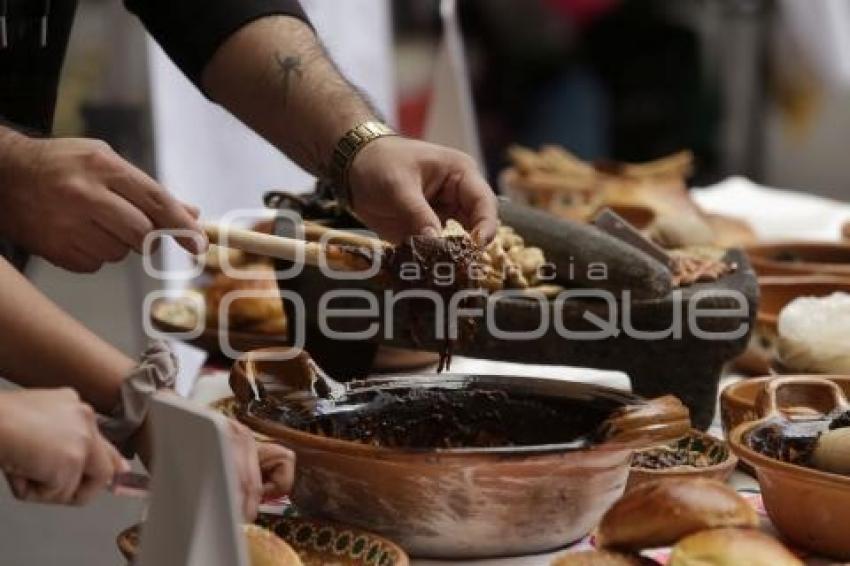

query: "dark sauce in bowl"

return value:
[250, 386, 620, 450]
[746, 408, 850, 466]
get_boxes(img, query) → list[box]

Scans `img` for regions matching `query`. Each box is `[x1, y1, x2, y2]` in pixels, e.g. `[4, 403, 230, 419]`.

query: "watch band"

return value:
[327, 120, 397, 211]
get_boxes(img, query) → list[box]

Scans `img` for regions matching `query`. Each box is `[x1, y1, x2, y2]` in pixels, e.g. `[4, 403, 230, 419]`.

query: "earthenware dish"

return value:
[229, 348, 690, 559]
[734, 276, 850, 375]
[720, 375, 850, 438]
[745, 241, 850, 277]
[117, 514, 409, 565]
[626, 429, 737, 490]
[730, 376, 850, 560]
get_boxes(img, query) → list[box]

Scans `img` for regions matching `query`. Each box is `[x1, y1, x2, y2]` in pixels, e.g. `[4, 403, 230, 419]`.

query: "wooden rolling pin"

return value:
[303, 221, 389, 249]
[203, 224, 378, 271]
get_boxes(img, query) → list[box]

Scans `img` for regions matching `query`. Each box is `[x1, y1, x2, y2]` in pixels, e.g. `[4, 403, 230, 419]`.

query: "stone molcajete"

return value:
[269, 194, 757, 429]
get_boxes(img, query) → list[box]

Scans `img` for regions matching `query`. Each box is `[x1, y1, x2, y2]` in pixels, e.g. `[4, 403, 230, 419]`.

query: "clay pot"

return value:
[745, 241, 850, 277]
[730, 376, 850, 560]
[758, 276, 850, 329]
[230, 348, 690, 559]
[626, 429, 737, 491]
[720, 375, 850, 439]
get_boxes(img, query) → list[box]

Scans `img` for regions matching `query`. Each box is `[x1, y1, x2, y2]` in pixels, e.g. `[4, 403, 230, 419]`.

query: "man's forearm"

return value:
[0, 125, 33, 182]
[202, 15, 377, 176]
[0, 258, 134, 412]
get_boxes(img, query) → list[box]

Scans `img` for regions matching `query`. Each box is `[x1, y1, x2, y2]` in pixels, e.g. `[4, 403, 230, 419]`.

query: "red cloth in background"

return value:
[544, 0, 620, 28]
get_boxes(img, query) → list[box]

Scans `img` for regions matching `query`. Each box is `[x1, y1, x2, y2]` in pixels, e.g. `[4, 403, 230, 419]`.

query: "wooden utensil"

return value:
[303, 221, 389, 249]
[203, 224, 378, 272]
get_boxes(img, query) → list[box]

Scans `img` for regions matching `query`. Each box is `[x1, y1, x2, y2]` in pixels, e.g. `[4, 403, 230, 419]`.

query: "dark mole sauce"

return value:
[252, 388, 620, 450]
[747, 408, 850, 466]
[383, 234, 483, 373]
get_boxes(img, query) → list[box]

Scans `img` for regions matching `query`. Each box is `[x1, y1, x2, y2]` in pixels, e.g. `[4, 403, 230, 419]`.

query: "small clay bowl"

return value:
[626, 429, 737, 491]
[720, 375, 850, 439]
[730, 376, 850, 560]
[733, 276, 850, 375]
[745, 241, 850, 277]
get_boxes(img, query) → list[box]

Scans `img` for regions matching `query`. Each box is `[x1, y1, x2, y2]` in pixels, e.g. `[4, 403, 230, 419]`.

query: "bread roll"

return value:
[205, 264, 284, 325]
[596, 478, 758, 551]
[245, 316, 288, 336]
[551, 549, 658, 565]
[668, 528, 802, 566]
[243, 525, 302, 566]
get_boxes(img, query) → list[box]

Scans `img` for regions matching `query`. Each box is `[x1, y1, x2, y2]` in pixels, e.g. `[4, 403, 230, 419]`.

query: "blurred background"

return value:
[6, 0, 850, 563]
[31, 0, 850, 355]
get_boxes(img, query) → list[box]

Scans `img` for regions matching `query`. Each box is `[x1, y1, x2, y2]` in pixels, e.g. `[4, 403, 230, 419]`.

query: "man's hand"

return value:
[347, 137, 499, 245]
[133, 406, 296, 521]
[0, 388, 130, 505]
[0, 133, 207, 272]
[227, 419, 295, 521]
[202, 17, 499, 245]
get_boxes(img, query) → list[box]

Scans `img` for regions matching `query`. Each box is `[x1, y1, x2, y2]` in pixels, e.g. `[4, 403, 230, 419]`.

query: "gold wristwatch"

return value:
[327, 120, 397, 211]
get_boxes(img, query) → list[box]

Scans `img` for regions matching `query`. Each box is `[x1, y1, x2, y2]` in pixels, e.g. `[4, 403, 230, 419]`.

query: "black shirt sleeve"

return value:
[124, 0, 311, 89]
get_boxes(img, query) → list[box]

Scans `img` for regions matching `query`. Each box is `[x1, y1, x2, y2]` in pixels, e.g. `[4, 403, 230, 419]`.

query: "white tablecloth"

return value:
[693, 176, 850, 241]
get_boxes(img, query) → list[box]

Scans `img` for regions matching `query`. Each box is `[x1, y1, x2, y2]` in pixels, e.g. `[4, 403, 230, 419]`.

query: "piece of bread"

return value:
[668, 528, 802, 566]
[596, 478, 758, 551]
[244, 316, 288, 336]
[205, 264, 284, 325]
[244, 524, 302, 566]
[551, 549, 658, 565]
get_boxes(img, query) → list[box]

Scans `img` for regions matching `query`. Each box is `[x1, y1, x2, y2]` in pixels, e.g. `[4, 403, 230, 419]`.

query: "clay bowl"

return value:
[229, 348, 690, 559]
[720, 375, 850, 439]
[734, 276, 850, 375]
[730, 376, 850, 560]
[745, 241, 850, 277]
[626, 429, 737, 491]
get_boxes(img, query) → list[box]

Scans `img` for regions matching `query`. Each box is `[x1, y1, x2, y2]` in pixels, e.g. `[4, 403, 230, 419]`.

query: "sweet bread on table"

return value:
[595, 478, 758, 551]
